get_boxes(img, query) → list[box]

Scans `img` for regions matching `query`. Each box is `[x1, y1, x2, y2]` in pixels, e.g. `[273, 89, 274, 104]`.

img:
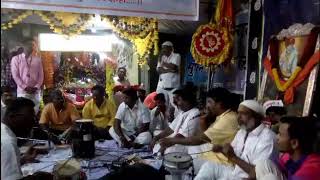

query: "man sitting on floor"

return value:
[39, 89, 80, 135]
[255, 116, 320, 180]
[195, 100, 278, 180]
[82, 85, 116, 139]
[1, 98, 39, 180]
[109, 88, 152, 148]
[158, 88, 239, 168]
[149, 93, 169, 136]
[151, 87, 200, 155]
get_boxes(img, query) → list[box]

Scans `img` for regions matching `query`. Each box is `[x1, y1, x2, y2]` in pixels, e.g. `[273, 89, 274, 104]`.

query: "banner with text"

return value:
[1, 0, 199, 21]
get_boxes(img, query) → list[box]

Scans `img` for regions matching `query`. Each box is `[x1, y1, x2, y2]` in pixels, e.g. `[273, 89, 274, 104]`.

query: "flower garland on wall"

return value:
[105, 58, 117, 105]
[1, 9, 91, 36]
[2, 9, 158, 94]
[2, 10, 159, 65]
[41, 51, 55, 89]
[34, 11, 91, 36]
[102, 15, 159, 66]
[1, 9, 33, 30]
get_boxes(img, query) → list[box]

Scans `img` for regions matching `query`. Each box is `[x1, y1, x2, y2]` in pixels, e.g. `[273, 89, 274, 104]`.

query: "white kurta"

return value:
[109, 101, 152, 145]
[156, 52, 181, 90]
[149, 107, 169, 136]
[195, 124, 278, 180]
[1, 123, 23, 180]
[153, 108, 200, 154]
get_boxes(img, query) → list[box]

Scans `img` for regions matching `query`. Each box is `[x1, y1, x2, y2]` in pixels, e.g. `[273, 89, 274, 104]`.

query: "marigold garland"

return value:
[271, 67, 302, 91]
[41, 51, 55, 89]
[1, 9, 33, 30]
[2, 9, 159, 66]
[102, 16, 159, 66]
[34, 11, 90, 36]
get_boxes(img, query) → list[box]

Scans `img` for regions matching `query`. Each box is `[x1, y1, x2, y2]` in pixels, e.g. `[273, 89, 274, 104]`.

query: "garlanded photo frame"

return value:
[259, 23, 320, 116]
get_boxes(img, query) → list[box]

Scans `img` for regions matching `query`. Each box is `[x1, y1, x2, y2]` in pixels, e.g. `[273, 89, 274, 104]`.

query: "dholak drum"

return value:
[163, 152, 193, 180]
[70, 119, 95, 158]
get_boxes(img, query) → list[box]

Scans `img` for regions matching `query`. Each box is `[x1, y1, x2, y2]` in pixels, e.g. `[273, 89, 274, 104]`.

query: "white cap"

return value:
[263, 100, 284, 112]
[240, 100, 265, 116]
[162, 41, 173, 47]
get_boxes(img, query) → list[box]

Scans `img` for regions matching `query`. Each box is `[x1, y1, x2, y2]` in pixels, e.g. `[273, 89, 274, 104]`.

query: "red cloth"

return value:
[280, 153, 320, 180]
[143, 92, 157, 109]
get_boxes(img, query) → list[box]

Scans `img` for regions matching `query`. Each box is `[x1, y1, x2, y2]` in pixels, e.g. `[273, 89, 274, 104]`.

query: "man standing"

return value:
[82, 85, 116, 139]
[151, 88, 200, 155]
[39, 90, 80, 135]
[195, 100, 278, 180]
[11, 39, 44, 113]
[156, 41, 181, 106]
[109, 88, 152, 148]
[1, 98, 38, 180]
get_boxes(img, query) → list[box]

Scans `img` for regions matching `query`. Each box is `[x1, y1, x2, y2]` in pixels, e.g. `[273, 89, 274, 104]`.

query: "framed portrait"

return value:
[259, 23, 320, 116]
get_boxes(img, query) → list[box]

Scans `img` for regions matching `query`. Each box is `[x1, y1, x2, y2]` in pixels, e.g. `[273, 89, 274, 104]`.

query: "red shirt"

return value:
[279, 153, 320, 180]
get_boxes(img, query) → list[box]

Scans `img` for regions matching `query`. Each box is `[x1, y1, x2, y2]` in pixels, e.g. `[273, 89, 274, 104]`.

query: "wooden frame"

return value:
[259, 24, 319, 116]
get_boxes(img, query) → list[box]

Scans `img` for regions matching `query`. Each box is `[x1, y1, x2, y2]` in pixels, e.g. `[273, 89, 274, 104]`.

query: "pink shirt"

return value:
[280, 153, 320, 180]
[11, 53, 44, 94]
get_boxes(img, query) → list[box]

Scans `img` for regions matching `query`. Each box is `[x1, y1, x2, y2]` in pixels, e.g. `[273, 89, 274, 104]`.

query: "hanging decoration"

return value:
[102, 15, 158, 66]
[191, 0, 234, 66]
[105, 57, 117, 106]
[263, 24, 320, 104]
[34, 11, 91, 36]
[41, 51, 55, 89]
[2, 9, 158, 66]
[32, 36, 40, 56]
[1, 9, 33, 30]
[1, 9, 91, 36]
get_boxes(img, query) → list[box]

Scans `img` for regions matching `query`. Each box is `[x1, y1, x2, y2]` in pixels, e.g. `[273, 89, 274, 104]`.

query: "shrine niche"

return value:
[260, 23, 320, 116]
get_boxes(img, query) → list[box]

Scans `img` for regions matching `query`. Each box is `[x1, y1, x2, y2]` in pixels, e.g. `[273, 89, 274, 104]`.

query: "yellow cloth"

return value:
[82, 99, 116, 128]
[201, 110, 239, 165]
[39, 102, 80, 131]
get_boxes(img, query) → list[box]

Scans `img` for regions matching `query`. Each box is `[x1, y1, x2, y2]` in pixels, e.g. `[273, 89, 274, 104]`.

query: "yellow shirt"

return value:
[201, 109, 239, 165]
[39, 102, 80, 131]
[82, 99, 116, 128]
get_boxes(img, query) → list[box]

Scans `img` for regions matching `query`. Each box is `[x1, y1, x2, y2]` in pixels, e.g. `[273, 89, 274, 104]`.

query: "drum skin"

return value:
[163, 152, 192, 170]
